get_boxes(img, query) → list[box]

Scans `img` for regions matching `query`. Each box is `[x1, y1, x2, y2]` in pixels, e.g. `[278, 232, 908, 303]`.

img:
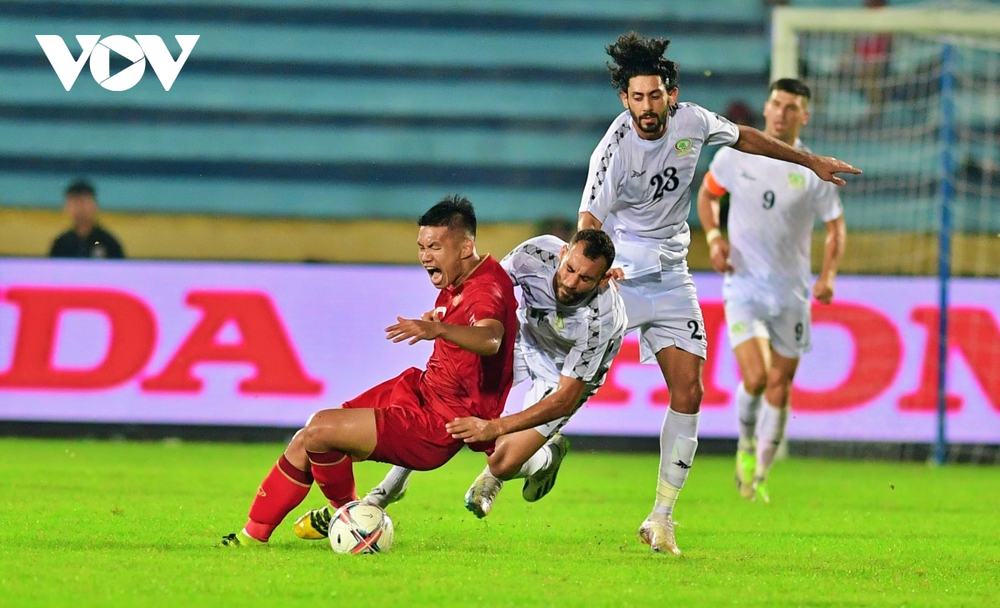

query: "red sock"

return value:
[307, 449, 358, 509]
[244, 455, 313, 542]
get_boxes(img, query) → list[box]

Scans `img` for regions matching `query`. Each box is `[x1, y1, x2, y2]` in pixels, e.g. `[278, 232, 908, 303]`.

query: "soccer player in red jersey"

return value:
[220, 195, 518, 546]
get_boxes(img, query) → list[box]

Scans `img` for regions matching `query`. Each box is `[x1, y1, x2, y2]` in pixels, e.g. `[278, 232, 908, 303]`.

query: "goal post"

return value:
[770, 6, 1000, 464]
[771, 8, 1000, 80]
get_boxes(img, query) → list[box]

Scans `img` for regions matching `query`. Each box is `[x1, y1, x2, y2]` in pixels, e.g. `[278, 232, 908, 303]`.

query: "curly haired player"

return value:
[578, 33, 860, 554]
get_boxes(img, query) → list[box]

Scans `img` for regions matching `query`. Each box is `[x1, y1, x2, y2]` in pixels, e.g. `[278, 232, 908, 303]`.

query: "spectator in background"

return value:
[49, 180, 125, 259]
[724, 99, 762, 130]
[846, 0, 892, 115]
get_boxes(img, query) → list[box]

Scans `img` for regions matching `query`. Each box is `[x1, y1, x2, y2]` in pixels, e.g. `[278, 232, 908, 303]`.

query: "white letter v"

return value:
[36, 35, 100, 91]
[137, 35, 199, 91]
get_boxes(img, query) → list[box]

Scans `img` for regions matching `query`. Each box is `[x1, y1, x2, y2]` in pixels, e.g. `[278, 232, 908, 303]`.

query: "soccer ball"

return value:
[328, 500, 394, 554]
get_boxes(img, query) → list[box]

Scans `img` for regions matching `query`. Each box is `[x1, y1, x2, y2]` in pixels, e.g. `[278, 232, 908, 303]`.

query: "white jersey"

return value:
[580, 104, 740, 278]
[500, 235, 627, 386]
[708, 141, 843, 303]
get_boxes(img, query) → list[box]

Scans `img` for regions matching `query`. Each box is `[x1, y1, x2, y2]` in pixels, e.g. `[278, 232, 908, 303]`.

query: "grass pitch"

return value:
[1, 438, 997, 607]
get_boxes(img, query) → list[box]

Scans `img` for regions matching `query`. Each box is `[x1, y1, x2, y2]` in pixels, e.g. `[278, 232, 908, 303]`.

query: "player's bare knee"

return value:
[487, 448, 520, 480]
[743, 371, 768, 396]
[765, 384, 791, 408]
[299, 416, 336, 453]
[488, 458, 519, 480]
[671, 382, 703, 414]
[283, 429, 310, 469]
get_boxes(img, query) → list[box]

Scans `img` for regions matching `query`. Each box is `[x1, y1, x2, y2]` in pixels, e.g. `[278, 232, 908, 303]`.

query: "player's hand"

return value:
[445, 416, 500, 443]
[813, 277, 835, 304]
[385, 316, 441, 345]
[709, 238, 733, 273]
[810, 155, 862, 186]
[607, 267, 625, 291]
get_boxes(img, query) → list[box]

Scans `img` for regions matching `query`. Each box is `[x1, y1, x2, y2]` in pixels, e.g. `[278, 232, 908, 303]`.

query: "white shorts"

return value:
[724, 294, 811, 359]
[618, 269, 707, 363]
[520, 375, 601, 438]
[513, 337, 619, 437]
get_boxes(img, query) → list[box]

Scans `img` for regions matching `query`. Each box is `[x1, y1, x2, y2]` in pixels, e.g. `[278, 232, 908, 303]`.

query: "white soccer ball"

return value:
[328, 500, 394, 554]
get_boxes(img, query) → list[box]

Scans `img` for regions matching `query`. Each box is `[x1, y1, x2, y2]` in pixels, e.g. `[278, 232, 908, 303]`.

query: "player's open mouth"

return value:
[425, 267, 442, 280]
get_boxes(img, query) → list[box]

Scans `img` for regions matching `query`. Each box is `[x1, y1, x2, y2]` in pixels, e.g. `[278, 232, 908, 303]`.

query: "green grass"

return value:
[1, 438, 997, 607]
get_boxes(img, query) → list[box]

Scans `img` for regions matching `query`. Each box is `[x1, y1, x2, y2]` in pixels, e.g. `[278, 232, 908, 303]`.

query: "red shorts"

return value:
[342, 367, 493, 471]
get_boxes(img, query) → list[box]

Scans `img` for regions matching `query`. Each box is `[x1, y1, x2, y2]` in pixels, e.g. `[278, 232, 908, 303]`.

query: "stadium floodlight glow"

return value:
[771, 5, 1000, 465]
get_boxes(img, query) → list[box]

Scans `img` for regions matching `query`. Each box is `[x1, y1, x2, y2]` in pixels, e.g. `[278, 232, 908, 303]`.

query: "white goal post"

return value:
[770, 5, 1000, 464]
[771, 7, 1000, 81]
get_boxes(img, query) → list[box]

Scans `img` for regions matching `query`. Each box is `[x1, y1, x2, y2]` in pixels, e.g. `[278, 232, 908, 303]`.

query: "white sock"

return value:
[652, 408, 699, 518]
[755, 399, 789, 481]
[511, 445, 552, 479]
[736, 382, 763, 453]
[376, 465, 412, 495]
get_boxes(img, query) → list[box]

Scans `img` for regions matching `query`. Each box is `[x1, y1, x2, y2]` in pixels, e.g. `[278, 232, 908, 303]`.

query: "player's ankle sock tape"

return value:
[243, 521, 274, 542]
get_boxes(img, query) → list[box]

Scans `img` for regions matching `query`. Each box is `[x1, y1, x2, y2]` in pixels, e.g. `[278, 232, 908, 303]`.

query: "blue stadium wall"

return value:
[0, 0, 771, 222]
[0, 0, 981, 229]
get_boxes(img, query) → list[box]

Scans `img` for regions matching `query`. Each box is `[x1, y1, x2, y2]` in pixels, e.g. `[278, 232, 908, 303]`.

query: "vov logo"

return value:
[36, 35, 199, 91]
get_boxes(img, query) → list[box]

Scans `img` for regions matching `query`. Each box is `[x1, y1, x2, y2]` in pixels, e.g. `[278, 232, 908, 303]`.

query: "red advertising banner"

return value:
[1, 259, 998, 443]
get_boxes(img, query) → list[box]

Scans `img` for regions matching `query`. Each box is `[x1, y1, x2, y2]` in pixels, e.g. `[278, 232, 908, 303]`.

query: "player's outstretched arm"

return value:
[813, 216, 847, 304]
[385, 317, 504, 356]
[733, 125, 862, 186]
[446, 375, 587, 443]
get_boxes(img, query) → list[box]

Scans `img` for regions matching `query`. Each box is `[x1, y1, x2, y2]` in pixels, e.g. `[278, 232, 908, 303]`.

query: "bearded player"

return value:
[579, 33, 860, 554]
[295, 229, 627, 535]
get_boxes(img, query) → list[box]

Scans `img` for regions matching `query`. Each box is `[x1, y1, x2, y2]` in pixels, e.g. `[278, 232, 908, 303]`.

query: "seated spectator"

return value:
[50, 179, 125, 259]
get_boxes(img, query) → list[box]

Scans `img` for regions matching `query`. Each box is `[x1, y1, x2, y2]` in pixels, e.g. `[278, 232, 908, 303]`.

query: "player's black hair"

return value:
[770, 78, 812, 102]
[606, 32, 679, 93]
[418, 194, 477, 239]
[65, 179, 96, 198]
[569, 229, 616, 273]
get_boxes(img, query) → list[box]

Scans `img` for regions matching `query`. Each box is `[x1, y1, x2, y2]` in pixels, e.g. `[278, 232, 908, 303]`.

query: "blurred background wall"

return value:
[5, 0, 983, 271]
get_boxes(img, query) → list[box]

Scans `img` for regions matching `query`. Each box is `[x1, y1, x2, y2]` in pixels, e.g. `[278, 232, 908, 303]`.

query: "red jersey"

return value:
[420, 255, 517, 421]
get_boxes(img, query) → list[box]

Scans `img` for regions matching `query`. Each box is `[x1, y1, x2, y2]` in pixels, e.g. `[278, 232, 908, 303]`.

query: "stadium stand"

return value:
[0, 1, 767, 220]
[1, 0, 994, 269]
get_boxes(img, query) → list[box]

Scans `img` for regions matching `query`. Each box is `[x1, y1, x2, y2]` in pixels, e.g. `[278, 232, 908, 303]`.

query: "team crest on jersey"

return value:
[674, 138, 694, 157]
[553, 315, 565, 331]
[787, 173, 806, 190]
[451, 294, 463, 307]
[731, 321, 747, 335]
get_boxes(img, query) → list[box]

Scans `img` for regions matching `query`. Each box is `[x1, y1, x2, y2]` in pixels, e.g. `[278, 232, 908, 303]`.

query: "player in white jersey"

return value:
[696, 79, 847, 503]
[349, 229, 627, 520]
[578, 33, 860, 555]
